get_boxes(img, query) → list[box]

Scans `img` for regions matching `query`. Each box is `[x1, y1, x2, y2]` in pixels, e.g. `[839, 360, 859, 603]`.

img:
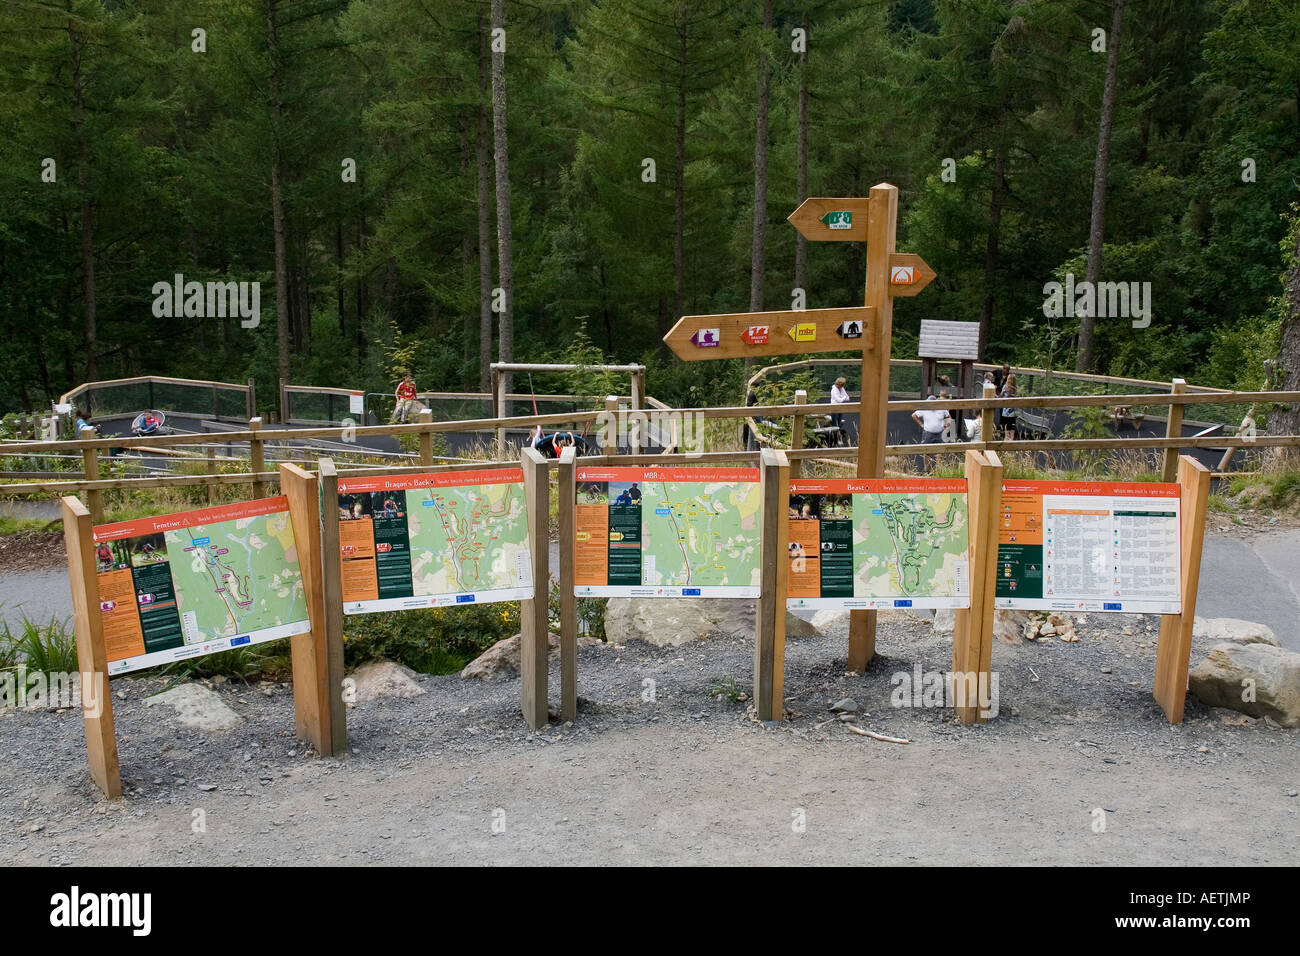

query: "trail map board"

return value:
[786, 478, 970, 610]
[573, 466, 762, 597]
[995, 481, 1182, 613]
[336, 468, 533, 614]
[92, 498, 311, 675]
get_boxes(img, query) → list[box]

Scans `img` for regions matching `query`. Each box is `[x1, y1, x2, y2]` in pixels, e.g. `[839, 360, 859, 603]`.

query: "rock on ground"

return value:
[932, 607, 955, 635]
[461, 632, 605, 681]
[1193, 617, 1280, 647]
[144, 683, 241, 732]
[349, 661, 426, 700]
[604, 598, 815, 648]
[1189, 642, 1300, 727]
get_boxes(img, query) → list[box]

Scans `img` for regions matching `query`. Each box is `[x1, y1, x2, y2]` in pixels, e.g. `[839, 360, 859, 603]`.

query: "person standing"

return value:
[912, 397, 950, 472]
[829, 376, 851, 443]
[1000, 373, 1018, 440]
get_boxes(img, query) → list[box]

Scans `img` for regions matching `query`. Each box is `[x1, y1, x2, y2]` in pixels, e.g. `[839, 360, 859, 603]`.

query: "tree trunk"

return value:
[794, 11, 809, 295]
[1077, 0, 1125, 373]
[748, 0, 774, 336]
[490, 0, 514, 397]
[69, 19, 97, 382]
[478, 14, 494, 393]
[671, 21, 687, 355]
[978, 149, 1004, 361]
[1270, 219, 1300, 437]
[266, 0, 292, 391]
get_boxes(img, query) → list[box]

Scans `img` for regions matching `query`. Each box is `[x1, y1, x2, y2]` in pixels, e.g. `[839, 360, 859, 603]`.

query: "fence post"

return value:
[754, 447, 789, 721]
[1154, 455, 1211, 723]
[790, 389, 807, 479]
[61, 495, 121, 798]
[604, 395, 620, 457]
[952, 449, 1003, 724]
[249, 417, 266, 499]
[246, 376, 257, 420]
[1162, 378, 1187, 482]
[556, 445, 578, 722]
[980, 382, 997, 449]
[80, 426, 103, 524]
[520, 447, 551, 729]
[279, 378, 289, 425]
[495, 370, 507, 460]
[418, 408, 434, 466]
[206, 446, 217, 505]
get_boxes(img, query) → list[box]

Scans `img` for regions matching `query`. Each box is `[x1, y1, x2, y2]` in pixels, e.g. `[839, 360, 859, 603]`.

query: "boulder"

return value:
[1193, 617, 1280, 647]
[993, 609, 1035, 645]
[349, 660, 425, 700]
[603, 598, 815, 648]
[810, 609, 850, 635]
[1189, 642, 1300, 727]
[459, 632, 605, 680]
[145, 683, 240, 732]
[932, 607, 955, 636]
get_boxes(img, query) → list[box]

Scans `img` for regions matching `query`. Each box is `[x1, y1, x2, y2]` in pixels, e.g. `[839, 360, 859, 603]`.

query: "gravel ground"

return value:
[1, 611, 1296, 866]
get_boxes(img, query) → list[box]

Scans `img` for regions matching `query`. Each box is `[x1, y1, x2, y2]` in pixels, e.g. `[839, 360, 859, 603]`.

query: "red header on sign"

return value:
[790, 478, 966, 495]
[93, 495, 291, 542]
[1001, 480, 1180, 498]
[576, 466, 760, 483]
[338, 467, 524, 494]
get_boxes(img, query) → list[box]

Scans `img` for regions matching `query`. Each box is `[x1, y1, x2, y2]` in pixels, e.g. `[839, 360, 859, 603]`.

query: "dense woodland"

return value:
[2, 0, 1300, 429]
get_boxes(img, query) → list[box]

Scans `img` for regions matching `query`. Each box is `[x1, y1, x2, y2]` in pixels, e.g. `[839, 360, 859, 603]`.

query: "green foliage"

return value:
[0, 614, 79, 677]
[342, 604, 520, 675]
[708, 675, 748, 705]
[158, 640, 293, 683]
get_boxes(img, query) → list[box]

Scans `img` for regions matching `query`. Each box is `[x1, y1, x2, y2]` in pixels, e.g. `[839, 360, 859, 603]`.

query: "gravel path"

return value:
[2, 613, 1295, 866]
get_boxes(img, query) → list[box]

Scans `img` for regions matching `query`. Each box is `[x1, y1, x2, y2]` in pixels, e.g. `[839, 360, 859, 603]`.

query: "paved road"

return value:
[3, 531, 1297, 650]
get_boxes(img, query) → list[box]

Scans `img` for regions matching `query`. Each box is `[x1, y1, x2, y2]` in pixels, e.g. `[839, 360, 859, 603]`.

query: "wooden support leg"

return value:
[754, 448, 789, 720]
[520, 448, 551, 728]
[556, 447, 578, 721]
[952, 450, 1003, 723]
[61, 496, 121, 798]
[1154, 455, 1211, 723]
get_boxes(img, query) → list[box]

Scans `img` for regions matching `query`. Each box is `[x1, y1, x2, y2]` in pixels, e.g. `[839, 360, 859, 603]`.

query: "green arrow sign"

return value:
[820, 210, 853, 230]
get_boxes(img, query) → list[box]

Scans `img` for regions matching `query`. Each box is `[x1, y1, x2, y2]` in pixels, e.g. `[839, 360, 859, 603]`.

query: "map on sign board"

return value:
[574, 467, 761, 597]
[337, 468, 532, 614]
[995, 481, 1181, 613]
[92, 498, 311, 675]
[786, 478, 969, 609]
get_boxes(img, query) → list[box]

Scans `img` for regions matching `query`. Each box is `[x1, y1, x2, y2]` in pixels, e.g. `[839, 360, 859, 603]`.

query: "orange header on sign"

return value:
[576, 467, 760, 483]
[93, 495, 291, 542]
[790, 478, 966, 495]
[338, 467, 524, 494]
[1001, 480, 1180, 498]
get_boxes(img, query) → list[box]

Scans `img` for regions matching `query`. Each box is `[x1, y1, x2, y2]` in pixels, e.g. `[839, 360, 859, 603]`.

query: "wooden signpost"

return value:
[663, 183, 936, 703]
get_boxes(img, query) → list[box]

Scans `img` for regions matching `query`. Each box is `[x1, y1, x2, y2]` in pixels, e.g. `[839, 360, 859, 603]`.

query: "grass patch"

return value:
[0, 613, 79, 675]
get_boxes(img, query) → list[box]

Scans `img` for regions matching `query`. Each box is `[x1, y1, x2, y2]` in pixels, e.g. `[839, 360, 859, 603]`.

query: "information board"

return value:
[336, 468, 533, 614]
[995, 480, 1181, 613]
[92, 497, 311, 675]
[785, 478, 970, 610]
[573, 466, 761, 597]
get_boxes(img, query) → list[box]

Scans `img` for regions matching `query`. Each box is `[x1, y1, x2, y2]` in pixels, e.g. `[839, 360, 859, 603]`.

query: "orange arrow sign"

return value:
[887, 252, 936, 297]
[664, 306, 876, 361]
[787, 198, 871, 242]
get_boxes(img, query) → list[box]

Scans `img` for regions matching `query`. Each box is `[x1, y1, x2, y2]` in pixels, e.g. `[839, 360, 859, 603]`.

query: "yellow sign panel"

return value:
[787, 323, 817, 342]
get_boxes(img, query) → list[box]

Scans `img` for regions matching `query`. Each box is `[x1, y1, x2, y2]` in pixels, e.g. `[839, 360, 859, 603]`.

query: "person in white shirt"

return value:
[912, 397, 950, 473]
[829, 376, 851, 440]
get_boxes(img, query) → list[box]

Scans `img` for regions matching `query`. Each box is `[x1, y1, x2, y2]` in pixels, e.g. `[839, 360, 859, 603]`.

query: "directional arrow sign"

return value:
[787, 198, 870, 242]
[664, 306, 875, 361]
[887, 253, 936, 297]
[836, 319, 864, 340]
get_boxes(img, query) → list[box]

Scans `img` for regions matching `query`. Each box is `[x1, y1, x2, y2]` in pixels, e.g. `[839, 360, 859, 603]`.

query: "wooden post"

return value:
[79, 427, 104, 524]
[1154, 455, 1211, 723]
[980, 382, 997, 449]
[556, 446, 578, 721]
[418, 408, 434, 466]
[246, 376, 257, 420]
[519, 448, 551, 728]
[848, 183, 898, 674]
[279, 378, 289, 426]
[754, 447, 790, 720]
[495, 369, 508, 460]
[61, 496, 121, 799]
[280, 463, 346, 755]
[951, 450, 1003, 724]
[1162, 379, 1187, 482]
[790, 390, 807, 479]
[604, 395, 620, 456]
[206, 446, 217, 505]
[316, 458, 349, 749]
[249, 417, 266, 499]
